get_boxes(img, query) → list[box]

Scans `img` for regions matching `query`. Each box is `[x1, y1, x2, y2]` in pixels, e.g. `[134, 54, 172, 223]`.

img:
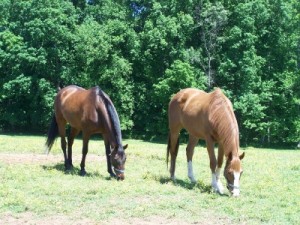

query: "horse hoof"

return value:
[188, 176, 196, 183]
[218, 189, 224, 195]
[109, 172, 117, 178]
[65, 165, 73, 171]
[80, 170, 87, 176]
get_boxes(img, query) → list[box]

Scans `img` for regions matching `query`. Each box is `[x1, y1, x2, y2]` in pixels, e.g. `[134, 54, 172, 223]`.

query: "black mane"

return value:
[97, 87, 123, 148]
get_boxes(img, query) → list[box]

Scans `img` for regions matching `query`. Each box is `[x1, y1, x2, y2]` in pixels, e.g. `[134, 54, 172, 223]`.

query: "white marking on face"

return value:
[233, 171, 241, 196]
[233, 171, 240, 187]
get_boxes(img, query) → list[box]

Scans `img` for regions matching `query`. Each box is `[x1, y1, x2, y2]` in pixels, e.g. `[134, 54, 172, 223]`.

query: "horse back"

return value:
[169, 88, 236, 141]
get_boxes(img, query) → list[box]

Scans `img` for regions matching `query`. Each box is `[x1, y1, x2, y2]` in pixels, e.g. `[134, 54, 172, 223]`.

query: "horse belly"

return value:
[181, 108, 209, 140]
[82, 110, 105, 133]
[58, 96, 86, 130]
[182, 120, 207, 140]
[62, 110, 83, 130]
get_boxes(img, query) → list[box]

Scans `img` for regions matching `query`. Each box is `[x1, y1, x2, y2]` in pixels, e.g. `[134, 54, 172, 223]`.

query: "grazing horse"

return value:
[167, 88, 245, 196]
[45, 85, 127, 180]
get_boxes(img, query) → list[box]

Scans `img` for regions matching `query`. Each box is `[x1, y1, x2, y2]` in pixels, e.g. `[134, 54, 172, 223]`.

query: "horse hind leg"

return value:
[57, 120, 68, 169]
[168, 131, 180, 181]
[66, 127, 80, 170]
[80, 132, 90, 176]
[186, 135, 198, 183]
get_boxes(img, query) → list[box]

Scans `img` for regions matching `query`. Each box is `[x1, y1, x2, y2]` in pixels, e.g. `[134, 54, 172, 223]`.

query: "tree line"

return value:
[0, 0, 299, 146]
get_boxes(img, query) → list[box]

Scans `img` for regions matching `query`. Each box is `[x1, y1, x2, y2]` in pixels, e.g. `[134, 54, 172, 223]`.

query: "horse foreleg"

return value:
[206, 138, 223, 194]
[80, 133, 90, 176]
[104, 137, 115, 177]
[216, 145, 225, 193]
[186, 135, 198, 183]
[67, 127, 80, 170]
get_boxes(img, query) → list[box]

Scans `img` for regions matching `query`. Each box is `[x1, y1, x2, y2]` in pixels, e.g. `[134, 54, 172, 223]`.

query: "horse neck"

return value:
[217, 120, 239, 158]
[210, 93, 239, 158]
[107, 127, 123, 151]
[222, 136, 239, 158]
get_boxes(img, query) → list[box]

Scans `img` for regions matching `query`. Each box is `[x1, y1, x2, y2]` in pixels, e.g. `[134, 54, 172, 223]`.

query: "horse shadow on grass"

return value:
[41, 163, 113, 180]
[155, 175, 229, 196]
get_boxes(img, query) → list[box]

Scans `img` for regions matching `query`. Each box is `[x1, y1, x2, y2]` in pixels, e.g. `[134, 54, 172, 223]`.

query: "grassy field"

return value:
[0, 134, 299, 225]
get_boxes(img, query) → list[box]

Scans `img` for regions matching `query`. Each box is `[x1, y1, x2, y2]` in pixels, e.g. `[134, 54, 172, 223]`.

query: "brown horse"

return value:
[45, 85, 127, 180]
[167, 88, 245, 196]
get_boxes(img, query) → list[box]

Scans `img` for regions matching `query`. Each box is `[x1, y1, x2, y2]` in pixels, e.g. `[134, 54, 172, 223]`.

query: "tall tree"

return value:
[194, 1, 228, 89]
[0, 0, 76, 130]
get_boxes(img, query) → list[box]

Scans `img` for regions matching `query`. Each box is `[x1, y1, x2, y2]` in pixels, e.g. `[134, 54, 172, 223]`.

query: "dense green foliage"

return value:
[0, 0, 299, 146]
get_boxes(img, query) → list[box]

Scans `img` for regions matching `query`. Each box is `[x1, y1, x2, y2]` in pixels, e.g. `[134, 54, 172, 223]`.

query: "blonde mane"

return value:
[208, 88, 239, 156]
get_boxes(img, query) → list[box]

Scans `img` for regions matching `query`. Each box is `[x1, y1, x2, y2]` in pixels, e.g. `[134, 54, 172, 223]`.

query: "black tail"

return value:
[45, 114, 59, 153]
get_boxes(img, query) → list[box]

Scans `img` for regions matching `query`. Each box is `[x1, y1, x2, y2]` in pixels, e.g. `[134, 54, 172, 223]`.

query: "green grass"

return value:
[0, 134, 299, 224]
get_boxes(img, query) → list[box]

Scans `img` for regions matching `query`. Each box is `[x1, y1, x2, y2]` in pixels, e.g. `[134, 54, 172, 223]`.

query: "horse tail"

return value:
[166, 133, 179, 169]
[45, 114, 58, 154]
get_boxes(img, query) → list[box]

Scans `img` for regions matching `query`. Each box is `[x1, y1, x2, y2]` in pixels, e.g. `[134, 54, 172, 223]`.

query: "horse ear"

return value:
[239, 152, 245, 160]
[123, 144, 128, 150]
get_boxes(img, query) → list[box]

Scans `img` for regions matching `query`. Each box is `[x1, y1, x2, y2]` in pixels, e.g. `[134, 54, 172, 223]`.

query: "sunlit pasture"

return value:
[0, 135, 299, 224]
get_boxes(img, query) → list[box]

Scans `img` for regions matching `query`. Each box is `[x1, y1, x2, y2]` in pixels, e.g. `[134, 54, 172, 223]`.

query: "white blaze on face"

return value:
[232, 171, 241, 196]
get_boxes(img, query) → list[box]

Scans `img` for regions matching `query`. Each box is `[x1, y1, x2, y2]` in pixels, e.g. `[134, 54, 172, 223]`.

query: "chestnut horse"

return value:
[167, 88, 245, 196]
[45, 85, 127, 180]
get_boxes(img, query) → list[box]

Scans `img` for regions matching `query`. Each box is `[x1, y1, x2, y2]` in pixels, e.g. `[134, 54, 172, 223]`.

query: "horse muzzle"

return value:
[114, 168, 125, 181]
[227, 184, 240, 197]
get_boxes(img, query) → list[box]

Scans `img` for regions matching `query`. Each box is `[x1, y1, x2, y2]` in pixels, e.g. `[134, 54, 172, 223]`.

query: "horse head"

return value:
[224, 152, 245, 197]
[110, 144, 128, 180]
